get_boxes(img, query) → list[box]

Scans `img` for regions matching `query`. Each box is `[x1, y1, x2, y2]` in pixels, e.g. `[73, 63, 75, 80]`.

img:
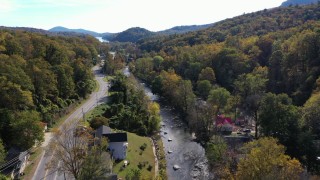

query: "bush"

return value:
[89, 116, 109, 129]
[147, 165, 153, 171]
[140, 143, 147, 151]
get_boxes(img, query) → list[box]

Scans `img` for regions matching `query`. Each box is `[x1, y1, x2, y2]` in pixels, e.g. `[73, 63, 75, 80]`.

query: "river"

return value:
[124, 67, 211, 180]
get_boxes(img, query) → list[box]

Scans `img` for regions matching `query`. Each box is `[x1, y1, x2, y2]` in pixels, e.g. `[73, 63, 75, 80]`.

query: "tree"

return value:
[176, 80, 196, 118]
[259, 93, 300, 156]
[0, 140, 6, 165]
[236, 137, 303, 180]
[234, 67, 268, 138]
[198, 67, 216, 84]
[206, 136, 227, 166]
[125, 168, 141, 180]
[207, 87, 231, 116]
[47, 122, 92, 179]
[303, 92, 320, 138]
[196, 80, 212, 100]
[79, 138, 112, 180]
[10, 111, 44, 149]
[90, 116, 109, 130]
[153, 55, 164, 72]
[0, 76, 34, 110]
[147, 102, 161, 135]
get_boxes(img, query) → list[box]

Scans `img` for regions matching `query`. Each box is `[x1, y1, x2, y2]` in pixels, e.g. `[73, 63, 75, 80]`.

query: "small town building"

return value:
[95, 126, 128, 160]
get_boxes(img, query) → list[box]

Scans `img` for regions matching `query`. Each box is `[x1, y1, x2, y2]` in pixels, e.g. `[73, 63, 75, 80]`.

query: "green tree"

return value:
[234, 67, 268, 138]
[198, 67, 216, 84]
[196, 80, 212, 100]
[176, 80, 196, 118]
[0, 76, 34, 110]
[259, 93, 300, 156]
[90, 116, 109, 130]
[79, 138, 112, 180]
[153, 55, 164, 72]
[206, 136, 227, 166]
[303, 92, 320, 138]
[236, 137, 303, 180]
[207, 87, 231, 116]
[125, 168, 141, 180]
[10, 111, 44, 149]
[0, 140, 6, 165]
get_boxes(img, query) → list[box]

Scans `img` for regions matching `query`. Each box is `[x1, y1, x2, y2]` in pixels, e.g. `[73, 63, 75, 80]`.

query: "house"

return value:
[216, 115, 234, 135]
[95, 126, 128, 160]
[1, 147, 30, 179]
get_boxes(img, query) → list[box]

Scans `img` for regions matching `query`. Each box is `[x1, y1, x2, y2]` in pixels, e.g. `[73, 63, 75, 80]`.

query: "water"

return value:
[95, 36, 109, 43]
[123, 67, 211, 179]
[143, 86, 210, 180]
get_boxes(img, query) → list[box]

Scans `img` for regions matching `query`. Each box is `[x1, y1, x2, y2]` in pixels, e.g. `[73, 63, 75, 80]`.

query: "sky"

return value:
[0, 0, 285, 33]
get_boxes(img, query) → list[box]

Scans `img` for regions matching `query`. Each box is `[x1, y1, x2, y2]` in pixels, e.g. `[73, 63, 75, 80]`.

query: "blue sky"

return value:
[0, 0, 284, 33]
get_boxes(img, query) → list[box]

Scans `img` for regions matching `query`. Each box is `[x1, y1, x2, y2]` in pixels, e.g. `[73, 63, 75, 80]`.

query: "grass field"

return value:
[113, 132, 155, 179]
[85, 103, 109, 122]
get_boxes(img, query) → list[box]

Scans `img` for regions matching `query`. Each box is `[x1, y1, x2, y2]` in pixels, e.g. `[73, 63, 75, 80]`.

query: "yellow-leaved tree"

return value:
[236, 137, 303, 180]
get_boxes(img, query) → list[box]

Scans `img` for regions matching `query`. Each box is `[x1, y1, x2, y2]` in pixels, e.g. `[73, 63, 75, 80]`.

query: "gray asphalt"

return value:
[32, 65, 109, 180]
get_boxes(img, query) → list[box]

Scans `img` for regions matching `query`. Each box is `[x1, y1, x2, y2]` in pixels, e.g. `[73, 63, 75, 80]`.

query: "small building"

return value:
[216, 115, 234, 135]
[95, 126, 128, 160]
[1, 147, 30, 179]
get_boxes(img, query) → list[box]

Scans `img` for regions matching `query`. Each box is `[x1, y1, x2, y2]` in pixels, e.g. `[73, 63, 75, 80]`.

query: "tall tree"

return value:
[47, 122, 92, 179]
[259, 93, 300, 156]
[236, 137, 303, 180]
[198, 67, 216, 84]
[79, 138, 112, 180]
[234, 67, 268, 138]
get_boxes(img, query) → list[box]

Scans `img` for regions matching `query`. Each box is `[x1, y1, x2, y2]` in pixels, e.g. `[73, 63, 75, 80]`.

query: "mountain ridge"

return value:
[281, 0, 319, 6]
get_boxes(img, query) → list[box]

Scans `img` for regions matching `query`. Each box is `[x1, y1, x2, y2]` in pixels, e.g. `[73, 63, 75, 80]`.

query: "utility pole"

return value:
[82, 108, 85, 122]
[96, 93, 98, 106]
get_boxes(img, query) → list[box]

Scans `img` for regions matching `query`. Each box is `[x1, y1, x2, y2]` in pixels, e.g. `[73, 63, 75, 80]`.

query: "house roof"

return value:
[96, 125, 112, 138]
[104, 133, 127, 142]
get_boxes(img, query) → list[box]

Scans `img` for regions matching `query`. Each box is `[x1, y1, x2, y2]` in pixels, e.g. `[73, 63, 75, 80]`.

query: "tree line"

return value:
[0, 29, 102, 157]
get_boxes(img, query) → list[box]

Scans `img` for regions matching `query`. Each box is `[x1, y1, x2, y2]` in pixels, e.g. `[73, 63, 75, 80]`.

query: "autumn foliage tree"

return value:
[236, 137, 303, 180]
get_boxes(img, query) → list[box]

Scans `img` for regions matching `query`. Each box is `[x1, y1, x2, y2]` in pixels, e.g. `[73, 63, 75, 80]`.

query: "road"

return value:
[32, 65, 109, 180]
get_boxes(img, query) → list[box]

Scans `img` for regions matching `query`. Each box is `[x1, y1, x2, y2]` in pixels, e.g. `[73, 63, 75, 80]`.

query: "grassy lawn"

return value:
[85, 103, 109, 122]
[113, 132, 155, 179]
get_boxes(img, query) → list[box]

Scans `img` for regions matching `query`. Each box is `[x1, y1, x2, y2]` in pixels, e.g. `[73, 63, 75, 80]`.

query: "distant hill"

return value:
[0, 26, 90, 38]
[158, 24, 214, 35]
[49, 26, 106, 37]
[105, 27, 155, 43]
[102, 24, 215, 43]
[281, 0, 319, 6]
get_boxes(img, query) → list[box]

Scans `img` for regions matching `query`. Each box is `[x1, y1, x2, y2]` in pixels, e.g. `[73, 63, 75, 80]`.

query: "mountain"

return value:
[49, 26, 103, 37]
[158, 24, 214, 35]
[281, 0, 319, 6]
[138, 3, 320, 51]
[105, 27, 155, 43]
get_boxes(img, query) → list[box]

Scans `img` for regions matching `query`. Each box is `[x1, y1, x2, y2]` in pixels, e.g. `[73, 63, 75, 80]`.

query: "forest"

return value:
[124, 3, 320, 178]
[0, 29, 102, 155]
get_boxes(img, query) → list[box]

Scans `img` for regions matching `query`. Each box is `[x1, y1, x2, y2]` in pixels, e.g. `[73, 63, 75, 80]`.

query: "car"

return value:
[243, 129, 251, 133]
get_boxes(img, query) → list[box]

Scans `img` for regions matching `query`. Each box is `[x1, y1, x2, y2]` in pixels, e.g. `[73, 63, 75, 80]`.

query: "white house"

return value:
[95, 126, 128, 160]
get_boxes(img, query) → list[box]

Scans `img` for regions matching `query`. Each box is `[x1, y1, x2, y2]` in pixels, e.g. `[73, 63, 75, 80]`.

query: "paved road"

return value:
[32, 65, 109, 180]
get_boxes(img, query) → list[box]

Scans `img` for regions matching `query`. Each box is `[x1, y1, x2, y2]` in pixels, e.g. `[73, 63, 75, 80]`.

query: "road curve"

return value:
[32, 65, 109, 180]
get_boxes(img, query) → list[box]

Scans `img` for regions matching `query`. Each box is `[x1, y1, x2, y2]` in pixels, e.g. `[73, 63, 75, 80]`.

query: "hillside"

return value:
[0, 28, 102, 151]
[138, 4, 320, 51]
[105, 27, 155, 43]
[129, 3, 320, 175]
[281, 0, 319, 6]
[158, 24, 214, 35]
[49, 26, 100, 36]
